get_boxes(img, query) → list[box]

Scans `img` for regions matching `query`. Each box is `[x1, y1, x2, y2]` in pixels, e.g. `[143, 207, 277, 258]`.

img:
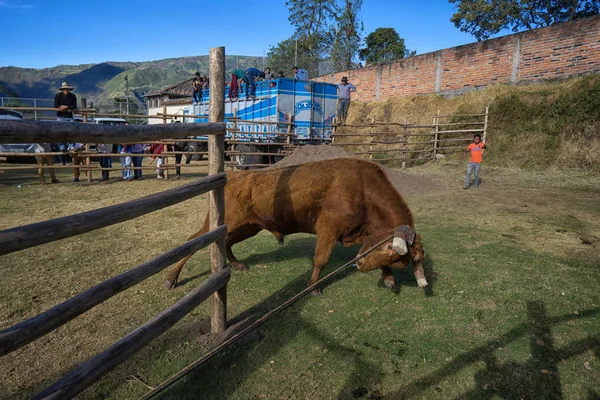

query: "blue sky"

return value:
[0, 0, 509, 69]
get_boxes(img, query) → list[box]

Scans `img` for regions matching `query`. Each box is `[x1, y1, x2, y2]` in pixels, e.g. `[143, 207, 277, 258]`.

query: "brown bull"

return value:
[165, 158, 427, 294]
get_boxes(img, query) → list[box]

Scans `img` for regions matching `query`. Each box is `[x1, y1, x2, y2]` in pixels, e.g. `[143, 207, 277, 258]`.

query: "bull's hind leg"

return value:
[226, 224, 262, 270]
[165, 228, 207, 289]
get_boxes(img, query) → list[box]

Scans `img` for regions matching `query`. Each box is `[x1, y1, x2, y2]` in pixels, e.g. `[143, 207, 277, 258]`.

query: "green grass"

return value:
[0, 161, 599, 399]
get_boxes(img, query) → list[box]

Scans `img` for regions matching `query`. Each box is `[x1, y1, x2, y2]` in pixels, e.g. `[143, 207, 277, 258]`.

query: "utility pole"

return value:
[125, 75, 130, 115]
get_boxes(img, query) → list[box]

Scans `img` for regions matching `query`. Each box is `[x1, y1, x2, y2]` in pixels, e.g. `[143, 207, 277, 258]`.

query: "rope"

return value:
[139, 233, 394, 399]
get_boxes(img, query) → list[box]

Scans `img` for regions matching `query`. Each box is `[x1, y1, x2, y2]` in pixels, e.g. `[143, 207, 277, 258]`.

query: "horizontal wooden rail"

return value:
[434, 137, 473, 142]
[228, 118, 293, 126]
[435, 113, 487, 118]
[0, 120, 225, 144]
[330, 143, 368, 147]
[435, 145, 467, 151]
[34, 267, 231, 400]
[341, 123, 433, 128]
[0, 172, 226, 256]
[434, 128, 485, 134]
[0, 225, 227, 357]
[434, 122, 485, 126]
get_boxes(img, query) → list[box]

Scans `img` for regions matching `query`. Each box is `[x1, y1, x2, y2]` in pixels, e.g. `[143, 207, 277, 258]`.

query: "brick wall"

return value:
[313, 15, 600, 102]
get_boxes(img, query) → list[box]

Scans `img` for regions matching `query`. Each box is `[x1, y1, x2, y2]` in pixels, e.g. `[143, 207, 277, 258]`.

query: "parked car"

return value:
[0, 110, 40, 161]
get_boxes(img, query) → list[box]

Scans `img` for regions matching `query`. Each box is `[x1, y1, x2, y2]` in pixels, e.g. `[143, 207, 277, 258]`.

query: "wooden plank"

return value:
[434, 128, 485, 134]
[435, 137, 474, 142]
[34, 267, 231, 400]
[0, 120, 225, 144]
[209, 46, 227, 335]
[435, 113, 487, 118]
[0, 226, 227, 357]
[435, 145, 466, 151]
[0, 173, 226, 256]
[434, 121, 485, 126]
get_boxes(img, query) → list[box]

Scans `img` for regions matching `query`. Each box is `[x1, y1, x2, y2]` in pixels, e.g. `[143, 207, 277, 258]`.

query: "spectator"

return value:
[173, 139, 190, 179]
[150, 142, 166, 179]
[131, 142, 145, 180]
[54, 81, 77, 121]
[264, 67, 275, 80]
[54, 82, 77, 166]
[192, 72, 201, 104]
[292, 66, 309, 80]
[97, 142, 112, 182]
[464, 134, 487, 189]
[336, 76, 356, 125]
[277, 71, 285, 78]
[68, 142, 85, 182]
[201, 75, 209, 100]
[229, 69, 246, 99]
[118, 143, 133, 181]
[244, 67, 265, 99]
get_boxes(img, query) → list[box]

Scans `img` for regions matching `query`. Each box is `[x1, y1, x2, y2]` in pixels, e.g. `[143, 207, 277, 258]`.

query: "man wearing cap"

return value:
[337, 76, 356, 125]
[54, 81, 77, 122]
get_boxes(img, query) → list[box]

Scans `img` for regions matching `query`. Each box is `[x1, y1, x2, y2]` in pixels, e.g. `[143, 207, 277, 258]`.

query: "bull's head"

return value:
[356, 225, 427, 287]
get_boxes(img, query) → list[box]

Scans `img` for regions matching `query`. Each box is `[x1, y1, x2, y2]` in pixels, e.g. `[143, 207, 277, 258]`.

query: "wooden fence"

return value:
[0, 47, 229, 399]
[331, 107, 489, 166]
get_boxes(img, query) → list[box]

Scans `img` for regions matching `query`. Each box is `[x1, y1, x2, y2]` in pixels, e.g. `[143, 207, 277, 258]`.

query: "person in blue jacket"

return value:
[244, 67, 265, 99]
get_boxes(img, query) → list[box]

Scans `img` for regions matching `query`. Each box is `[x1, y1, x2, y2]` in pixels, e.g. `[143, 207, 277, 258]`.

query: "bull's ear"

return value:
[385, 242, 396, 256]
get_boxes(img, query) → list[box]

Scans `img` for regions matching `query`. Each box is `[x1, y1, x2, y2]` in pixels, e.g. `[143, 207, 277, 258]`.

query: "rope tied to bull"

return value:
[139, 232, 395, 399]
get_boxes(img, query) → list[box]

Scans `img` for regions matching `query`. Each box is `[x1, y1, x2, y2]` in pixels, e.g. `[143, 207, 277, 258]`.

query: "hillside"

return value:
[0, 55, 265, 109]
[344, 74, 600, 171]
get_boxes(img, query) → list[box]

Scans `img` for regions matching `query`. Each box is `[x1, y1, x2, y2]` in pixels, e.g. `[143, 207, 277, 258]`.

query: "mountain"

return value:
[0, 55, 265, 111]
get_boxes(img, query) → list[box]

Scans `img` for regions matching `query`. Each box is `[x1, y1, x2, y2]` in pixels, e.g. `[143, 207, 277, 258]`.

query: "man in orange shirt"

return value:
[464, 133, 486, 189]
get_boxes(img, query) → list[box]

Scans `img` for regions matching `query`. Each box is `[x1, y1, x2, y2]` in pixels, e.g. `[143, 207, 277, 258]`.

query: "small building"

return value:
[143, 79, 195, 125]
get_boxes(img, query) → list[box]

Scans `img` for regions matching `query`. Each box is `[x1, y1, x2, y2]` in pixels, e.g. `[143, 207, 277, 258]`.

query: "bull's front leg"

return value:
[380, 266, 396, 291]
[309, 233, 337, 296]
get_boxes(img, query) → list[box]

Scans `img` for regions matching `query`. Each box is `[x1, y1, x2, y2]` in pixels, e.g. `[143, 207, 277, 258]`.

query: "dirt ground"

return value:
[270, 144, 440, 198]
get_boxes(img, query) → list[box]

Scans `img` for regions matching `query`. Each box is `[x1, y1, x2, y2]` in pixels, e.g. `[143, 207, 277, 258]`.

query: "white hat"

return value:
[59, 82, 74, 91]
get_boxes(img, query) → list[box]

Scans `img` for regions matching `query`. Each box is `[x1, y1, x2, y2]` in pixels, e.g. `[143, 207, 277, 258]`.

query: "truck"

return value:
[180, 78, 338, 168]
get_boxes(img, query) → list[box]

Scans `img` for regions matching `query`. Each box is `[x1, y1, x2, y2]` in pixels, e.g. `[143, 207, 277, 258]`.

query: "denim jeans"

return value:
[52, 143, 70, 164]
[337, 98, 350, 121]
[120, 152, 133, 180]
[99, 155, 112, 180]
[192, 90, 200, 103]
[132, 151, 143, 179]
[245, 74, 256, 97]
[465, 161, 481, 187]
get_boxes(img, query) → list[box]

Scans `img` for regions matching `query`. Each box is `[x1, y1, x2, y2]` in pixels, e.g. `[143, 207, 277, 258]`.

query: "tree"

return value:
[449, 0, 600, 41]
[359, 28, 408, 65]
[285, 0, 339, 75]
[332, 0, 364, 70]
[267, 38, 317, 78]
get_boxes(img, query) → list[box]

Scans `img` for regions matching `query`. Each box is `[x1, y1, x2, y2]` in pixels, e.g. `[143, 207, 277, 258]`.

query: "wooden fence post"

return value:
[482, 106, 489, 154]
[433, 109, 440, 161]
[209, 46, 227, 334]
[83, 113, 93, 183]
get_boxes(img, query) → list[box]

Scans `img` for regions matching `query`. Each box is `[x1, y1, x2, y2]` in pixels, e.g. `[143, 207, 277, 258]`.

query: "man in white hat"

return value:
[54, 81, 77, 121]
[54, 82, 81, 181]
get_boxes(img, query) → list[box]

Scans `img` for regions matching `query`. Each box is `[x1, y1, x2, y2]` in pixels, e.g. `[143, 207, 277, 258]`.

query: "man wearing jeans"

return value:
[464, 133, 486, 189]
[336, 76, 356, 125]
[244, 67, 264, 99]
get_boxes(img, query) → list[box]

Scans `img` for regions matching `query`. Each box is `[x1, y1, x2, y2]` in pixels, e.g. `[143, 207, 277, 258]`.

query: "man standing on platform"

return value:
[292, 66, 309, 80]
[336, 76, 356, 125]
[244, 67, 264, 99]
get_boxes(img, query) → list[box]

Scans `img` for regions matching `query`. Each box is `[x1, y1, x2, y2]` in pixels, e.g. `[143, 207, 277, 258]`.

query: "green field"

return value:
[0, 160, 599, 399]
